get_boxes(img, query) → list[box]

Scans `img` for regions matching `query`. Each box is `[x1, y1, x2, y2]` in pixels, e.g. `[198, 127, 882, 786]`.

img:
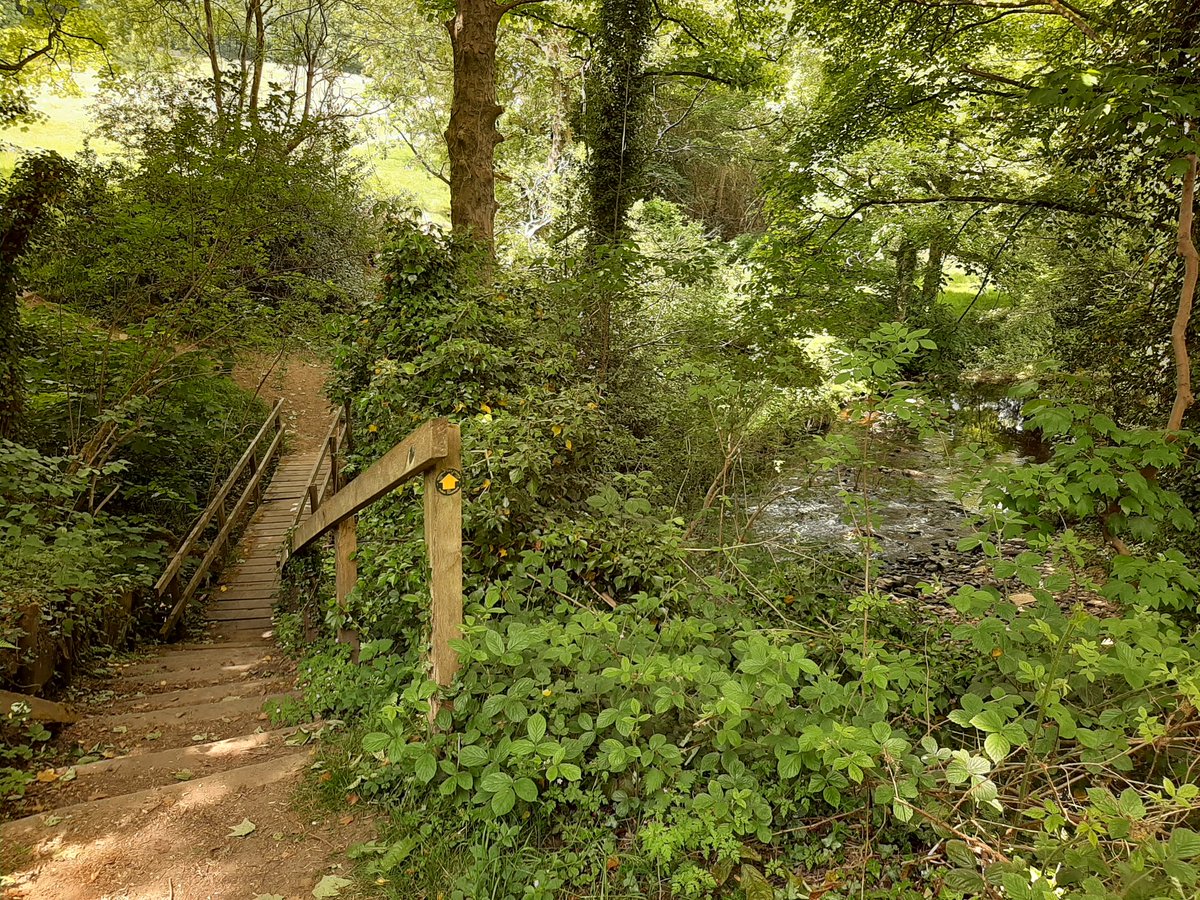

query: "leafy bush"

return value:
[0, 440, 163, 683]
[297, 220, 1200, 900]
[21, 82, 377, 339]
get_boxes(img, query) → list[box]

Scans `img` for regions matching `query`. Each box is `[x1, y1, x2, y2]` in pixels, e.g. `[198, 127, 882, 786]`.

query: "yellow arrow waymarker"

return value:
[436, 469, 462, 495]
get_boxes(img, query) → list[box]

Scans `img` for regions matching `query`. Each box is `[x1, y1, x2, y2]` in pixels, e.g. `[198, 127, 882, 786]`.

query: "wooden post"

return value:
[424, 423, 463, 689]
[249, 451, 262, 505]
[332, 427, 360, 656]
[334, 516, 360, 656]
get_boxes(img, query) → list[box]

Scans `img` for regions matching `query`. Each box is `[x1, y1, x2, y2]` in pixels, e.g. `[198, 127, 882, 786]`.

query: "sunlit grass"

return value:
[1, 82, 450, 219]
[938, 267, 1011, 316]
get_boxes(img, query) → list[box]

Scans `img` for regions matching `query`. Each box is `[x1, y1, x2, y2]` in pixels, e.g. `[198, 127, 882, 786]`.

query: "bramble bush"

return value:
[293, 220, 1200, 899]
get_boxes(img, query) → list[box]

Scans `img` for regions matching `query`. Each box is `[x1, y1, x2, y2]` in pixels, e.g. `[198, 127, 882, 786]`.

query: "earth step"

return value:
[110, 678, 290, 713]
[35, 728, 313, 803]
[211, 600, 276, 614]
[100, 691, 297, 731]
[116, 646, 278, 677]
[209, 606, 274, 621]
[170, 639, 275, 651]
[117, 662, 268, 690]
[0, 752, 312, 849]
[206, 624, 276, 641]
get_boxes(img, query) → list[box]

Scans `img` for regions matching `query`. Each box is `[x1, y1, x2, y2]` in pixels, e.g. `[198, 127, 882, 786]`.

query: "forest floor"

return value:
[0, 353, 370, 900]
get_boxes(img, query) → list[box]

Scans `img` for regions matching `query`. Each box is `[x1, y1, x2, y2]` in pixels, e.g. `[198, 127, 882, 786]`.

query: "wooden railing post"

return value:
[424, 423, 463, 688]
[332, 419, 360, 654]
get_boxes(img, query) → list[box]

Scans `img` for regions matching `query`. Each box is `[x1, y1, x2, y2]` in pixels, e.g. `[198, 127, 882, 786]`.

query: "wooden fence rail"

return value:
[281, 416, 463, 688]
[157, 399, 285, 637]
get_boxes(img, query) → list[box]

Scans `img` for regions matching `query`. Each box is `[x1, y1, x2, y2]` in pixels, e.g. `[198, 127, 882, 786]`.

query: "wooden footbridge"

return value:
[153, 400, 463, 679]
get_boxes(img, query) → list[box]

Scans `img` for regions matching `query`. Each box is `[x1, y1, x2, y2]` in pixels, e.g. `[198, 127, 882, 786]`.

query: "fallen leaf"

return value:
[173, 770, 194, 781]
[346, 793, 359, 806]
[312, 875, 351, 898]
[36, 769, 59, 783]
[228, 818, 257, 838]
[42, 815, 63, 826]
[319, 771, 333, 783]
[59, 767, 77, 783]
[253, 895, 285, 900]
[338, 815, 354, 825]
[111, 726, 128, 734]
[145, 731, 162, 741]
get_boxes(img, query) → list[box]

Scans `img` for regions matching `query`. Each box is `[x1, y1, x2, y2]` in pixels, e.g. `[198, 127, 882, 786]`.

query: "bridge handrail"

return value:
[281, 415, 463, 689]
[157, 398, 286, 637]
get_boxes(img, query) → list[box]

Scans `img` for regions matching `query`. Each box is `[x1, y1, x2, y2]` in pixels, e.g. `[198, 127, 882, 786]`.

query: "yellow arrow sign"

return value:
[436, 469, 462, 495]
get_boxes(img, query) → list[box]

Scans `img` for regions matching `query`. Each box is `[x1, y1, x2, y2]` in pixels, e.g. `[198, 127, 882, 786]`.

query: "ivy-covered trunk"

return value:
[445, 0, 504, 252]
[581, 0, 652, 379]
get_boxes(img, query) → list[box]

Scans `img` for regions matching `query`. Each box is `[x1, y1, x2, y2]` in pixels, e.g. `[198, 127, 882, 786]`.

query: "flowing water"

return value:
[748, 390, 1048, 562]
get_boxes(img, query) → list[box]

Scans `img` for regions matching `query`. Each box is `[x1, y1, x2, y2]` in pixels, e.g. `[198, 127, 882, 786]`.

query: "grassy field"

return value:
[939, 266, 1008, 316]
[1, 83, 450, 219]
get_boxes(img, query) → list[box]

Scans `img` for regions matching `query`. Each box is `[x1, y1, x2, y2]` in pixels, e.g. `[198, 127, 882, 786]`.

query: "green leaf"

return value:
[1169, 828, 1200, 859]
[740, 863, 775, 900]
[483, 629, 505, 657]
[459, 745, 489, 768]
[362, 732, 390, 754]
[514, 777, 538, 802]
[943, 868, 986, 893]
[558, 763, 582, 781]
[490, 786, 516, 815]
[526, 713, 547, 744]
[414, 752, 437, 784]
[983, 733, 1011, 763]
[480, 771, 512, 793]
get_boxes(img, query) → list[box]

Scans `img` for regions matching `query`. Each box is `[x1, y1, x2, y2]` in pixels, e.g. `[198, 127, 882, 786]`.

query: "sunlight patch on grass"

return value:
[355, 145, 450, 221]
[938, 267, 1010, 316]
[1, 78, 450, 220]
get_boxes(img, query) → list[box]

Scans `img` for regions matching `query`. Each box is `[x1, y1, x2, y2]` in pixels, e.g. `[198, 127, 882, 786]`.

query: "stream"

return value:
[748, 391, 1050, 595]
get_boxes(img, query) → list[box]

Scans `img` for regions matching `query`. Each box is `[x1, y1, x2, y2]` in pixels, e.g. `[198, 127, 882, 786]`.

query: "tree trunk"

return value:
[0, 272, 20, 439]
[444, 0, 503, 252]
[895, 238, 917, 320]
[1168, 152, 1198, 432]
[203, 0, 224, 118]
[921, 234, 946, 310]
[249, 0, 266, 118]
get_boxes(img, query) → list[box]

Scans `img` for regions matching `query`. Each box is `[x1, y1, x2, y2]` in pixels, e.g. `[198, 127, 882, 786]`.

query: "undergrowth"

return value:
[286, 217, 1200, 900]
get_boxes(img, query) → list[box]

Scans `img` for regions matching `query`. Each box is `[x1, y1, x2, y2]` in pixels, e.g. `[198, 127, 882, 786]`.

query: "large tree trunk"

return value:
[1168, 153, 1198, 432]
[895, 238, 917, 320]
[921, 234, 946, 310]
[444, 0, 503, 252]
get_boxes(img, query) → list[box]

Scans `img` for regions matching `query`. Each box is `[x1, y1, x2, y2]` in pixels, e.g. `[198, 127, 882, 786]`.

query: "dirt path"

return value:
[232, 350, 335, 452]
[1, 360, 370, 900]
